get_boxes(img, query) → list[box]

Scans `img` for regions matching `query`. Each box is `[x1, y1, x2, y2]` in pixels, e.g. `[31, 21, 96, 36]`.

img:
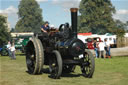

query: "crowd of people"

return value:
[94, 38, 111, 59]
[7, 41, 16, 60]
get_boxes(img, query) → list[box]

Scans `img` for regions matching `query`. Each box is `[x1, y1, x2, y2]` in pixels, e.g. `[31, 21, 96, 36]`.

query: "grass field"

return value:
[0, 53, 128, 85]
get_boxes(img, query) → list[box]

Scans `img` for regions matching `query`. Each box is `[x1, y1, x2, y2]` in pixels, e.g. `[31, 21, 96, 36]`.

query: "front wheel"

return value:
[80, 50, 95, 78]
[49, 50, 62, 79]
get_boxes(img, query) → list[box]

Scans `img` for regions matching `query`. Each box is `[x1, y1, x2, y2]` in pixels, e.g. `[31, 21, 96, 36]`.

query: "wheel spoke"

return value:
[50, 60, 58, 75]
[81, 50, 95, 78]
[49, 50, 62, 79]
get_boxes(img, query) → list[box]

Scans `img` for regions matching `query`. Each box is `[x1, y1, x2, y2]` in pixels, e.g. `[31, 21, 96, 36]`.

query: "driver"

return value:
[41, 21, 50, 33]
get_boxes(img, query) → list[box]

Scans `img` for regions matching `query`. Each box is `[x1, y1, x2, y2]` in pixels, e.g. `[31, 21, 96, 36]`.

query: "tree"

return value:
[79, 0, 116, 34]
[125, 21, 128, 32]
[114, 20, 126, 47]
[10, 28, 15, 32]
[115, 20, 126, 37]
[0, 15, 10, 47]
[126, 21, 128, 25]
[15, 0, 43, 33]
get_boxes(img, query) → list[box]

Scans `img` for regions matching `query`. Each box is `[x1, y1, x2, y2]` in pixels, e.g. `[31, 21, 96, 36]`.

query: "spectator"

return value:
[108, 42, 111, 58]
[98, 40, 105, 58]
[104, 39, 111, 58]
[113, 38, 116, 47]
[10, 43, 16, 60]
[6, 41, 11, 58]
[93, 40, 99, 58]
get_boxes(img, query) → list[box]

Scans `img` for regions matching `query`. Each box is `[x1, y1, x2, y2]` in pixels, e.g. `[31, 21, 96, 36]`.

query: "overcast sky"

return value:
[0, 0, 128, 29]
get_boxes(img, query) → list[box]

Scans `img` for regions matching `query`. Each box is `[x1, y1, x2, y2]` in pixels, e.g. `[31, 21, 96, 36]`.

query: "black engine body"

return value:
[25, 8, 95, 79]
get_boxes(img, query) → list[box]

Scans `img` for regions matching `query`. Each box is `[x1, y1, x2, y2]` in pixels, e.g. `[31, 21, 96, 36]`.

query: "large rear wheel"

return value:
[26, 37, 44, 74]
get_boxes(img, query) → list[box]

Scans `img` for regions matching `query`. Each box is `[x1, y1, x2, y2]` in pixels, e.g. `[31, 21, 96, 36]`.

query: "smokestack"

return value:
[70, 8, 78, 38]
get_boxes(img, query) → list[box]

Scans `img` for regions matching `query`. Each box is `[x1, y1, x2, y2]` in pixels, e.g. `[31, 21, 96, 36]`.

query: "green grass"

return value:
[0, 53, 128, 85]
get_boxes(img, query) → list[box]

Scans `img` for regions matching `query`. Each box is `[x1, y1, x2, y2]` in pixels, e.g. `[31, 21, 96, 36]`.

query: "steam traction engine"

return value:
[25, 8, 95, 79]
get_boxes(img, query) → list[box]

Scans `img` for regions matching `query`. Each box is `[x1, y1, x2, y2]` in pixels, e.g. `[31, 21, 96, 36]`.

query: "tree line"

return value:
[1, 0, 128, 46]
[15, 0, 43, 33]
[78, 0, 128, 35]
[0, 15, 11, 47]
[13, 0, 128, 34]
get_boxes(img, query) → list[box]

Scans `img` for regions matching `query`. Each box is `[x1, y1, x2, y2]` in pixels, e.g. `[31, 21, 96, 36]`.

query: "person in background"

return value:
[98, 40, 105, 58]
[113, 38, 116, 47]
[108, 41, 111, 58]
[104, 39, 111, 58]
[50, 24, 55, 29]
[6, 41, 11, 58]
[93, 40, 99, 58]
[10, 43, 16, 60]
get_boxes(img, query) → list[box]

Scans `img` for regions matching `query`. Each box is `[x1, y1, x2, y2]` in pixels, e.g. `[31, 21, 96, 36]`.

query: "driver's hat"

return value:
[44, 21, 49, 24]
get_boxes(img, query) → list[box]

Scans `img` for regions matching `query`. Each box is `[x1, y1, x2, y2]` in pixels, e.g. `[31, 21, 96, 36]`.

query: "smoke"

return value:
[52, 0, 81, 12]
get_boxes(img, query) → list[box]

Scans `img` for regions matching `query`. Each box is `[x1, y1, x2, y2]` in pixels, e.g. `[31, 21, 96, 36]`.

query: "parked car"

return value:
[0, 45, 8, 56]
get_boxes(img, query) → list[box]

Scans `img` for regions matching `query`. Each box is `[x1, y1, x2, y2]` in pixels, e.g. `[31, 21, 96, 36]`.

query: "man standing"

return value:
[104, 39, 111, 58]
[98, 40, 105, 58]
[6, 41, 11, 58]
[10, 43, 16, 60]
[94, 40, 99, 58]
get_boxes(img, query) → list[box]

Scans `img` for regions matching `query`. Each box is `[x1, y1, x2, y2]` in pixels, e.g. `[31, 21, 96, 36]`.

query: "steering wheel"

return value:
[59, 23, 69, 32]
[59, 24, 65, 32]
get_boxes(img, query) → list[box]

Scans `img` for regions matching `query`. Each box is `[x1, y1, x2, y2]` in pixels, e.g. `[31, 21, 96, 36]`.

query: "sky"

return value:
[0, 0, 128, 29]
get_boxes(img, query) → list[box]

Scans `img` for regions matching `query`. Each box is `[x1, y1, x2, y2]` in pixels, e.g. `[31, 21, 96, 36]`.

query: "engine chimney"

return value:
[70, 8, 78, 38]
